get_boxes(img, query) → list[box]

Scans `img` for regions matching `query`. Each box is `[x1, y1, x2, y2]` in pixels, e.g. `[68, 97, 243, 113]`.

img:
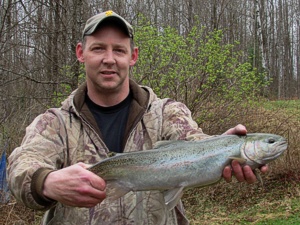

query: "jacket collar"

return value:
[68, 79, 150, 147]
[72, 79, 150, 114]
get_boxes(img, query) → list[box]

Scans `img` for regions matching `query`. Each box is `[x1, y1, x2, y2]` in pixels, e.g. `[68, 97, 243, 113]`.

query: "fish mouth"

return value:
[274, 140, 287, 152]
[261, 150, 284, 162]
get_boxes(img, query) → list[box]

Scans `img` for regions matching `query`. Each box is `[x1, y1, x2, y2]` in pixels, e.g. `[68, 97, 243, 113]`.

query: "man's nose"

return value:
[103, 50, 116, 65]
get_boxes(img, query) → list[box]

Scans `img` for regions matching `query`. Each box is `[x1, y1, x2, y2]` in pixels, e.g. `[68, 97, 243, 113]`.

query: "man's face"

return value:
[76, 25, 138, 95]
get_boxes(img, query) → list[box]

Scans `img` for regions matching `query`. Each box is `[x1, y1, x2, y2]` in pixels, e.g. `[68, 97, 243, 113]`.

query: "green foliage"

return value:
[133, 18, 269, 121]
[51, 64, 85, 107]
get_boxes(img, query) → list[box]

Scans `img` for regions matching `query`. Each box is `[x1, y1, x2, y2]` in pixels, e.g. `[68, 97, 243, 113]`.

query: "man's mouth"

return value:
[101, 71, 117, 76]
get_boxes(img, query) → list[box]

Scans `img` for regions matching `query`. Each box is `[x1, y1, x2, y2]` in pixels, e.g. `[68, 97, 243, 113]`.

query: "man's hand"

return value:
[222, 124, 268, 184]
[222, 123, 247, 135]
[43, 163, 106, 208]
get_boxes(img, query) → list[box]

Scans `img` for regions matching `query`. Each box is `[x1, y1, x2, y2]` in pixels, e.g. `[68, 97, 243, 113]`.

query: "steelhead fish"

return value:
[88, 133, 287, 209]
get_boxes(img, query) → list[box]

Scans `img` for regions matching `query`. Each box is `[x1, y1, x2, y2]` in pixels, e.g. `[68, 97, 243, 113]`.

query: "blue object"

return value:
[0, 150, 9, 203]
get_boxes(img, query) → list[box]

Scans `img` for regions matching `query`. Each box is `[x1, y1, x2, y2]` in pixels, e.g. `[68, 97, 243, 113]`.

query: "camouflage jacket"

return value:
[8, 79, 210, 225]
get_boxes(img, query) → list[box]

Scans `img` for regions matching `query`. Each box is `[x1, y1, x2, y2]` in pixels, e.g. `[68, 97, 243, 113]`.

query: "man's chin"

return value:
[98, 81, 122, 92]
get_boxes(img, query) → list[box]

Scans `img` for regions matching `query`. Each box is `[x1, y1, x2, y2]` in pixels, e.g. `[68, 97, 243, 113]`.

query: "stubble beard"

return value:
[95, 75, 127, 95]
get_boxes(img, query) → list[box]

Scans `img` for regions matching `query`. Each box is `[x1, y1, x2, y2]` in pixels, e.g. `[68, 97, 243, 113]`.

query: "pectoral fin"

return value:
[163, 187, 184, 210]
[228, 156, 247, 164]
[254, 169, 264, 187]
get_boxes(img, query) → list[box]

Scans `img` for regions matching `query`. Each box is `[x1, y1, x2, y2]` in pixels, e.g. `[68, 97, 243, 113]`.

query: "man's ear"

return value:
[130, 47, 139, 66]
[76, 43, 85, 63]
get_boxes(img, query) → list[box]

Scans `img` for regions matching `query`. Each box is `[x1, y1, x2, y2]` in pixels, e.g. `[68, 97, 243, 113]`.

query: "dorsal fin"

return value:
[107, 151, 117, 157]
[153, 140, 186, 149]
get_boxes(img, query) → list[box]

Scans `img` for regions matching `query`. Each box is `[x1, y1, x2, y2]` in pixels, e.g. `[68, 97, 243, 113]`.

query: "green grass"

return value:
[263, 100, 300, 120]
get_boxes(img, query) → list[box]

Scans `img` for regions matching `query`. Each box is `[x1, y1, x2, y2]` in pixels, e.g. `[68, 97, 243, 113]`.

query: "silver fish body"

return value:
[88, 133, 287, 209]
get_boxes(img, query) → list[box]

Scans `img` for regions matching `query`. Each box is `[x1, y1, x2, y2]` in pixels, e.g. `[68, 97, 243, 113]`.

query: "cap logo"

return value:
[105, 10, 113, 16]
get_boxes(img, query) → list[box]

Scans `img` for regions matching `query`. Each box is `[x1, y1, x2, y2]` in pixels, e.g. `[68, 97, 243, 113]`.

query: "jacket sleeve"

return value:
[7, 109, 67, 210]
[161, 99, 211, 141]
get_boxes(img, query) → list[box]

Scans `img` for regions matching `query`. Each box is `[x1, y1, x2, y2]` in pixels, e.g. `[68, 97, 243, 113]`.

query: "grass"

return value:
[263, 99, 300, 110]
[263, 100, 300, 120]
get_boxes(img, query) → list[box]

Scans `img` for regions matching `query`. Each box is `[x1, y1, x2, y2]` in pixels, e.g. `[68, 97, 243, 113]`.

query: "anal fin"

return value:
[105, 181, 131, 201]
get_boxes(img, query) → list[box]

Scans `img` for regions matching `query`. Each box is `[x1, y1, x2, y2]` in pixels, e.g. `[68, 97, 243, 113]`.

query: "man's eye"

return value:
[115, 49, 125, 53]
[93, 47, 104, 51]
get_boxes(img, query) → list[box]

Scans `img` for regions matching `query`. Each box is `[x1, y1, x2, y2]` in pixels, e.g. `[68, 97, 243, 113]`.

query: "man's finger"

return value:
[231, 160, 245, 182]
[222, 166, 233, 183]
[243, 166, 257, 184]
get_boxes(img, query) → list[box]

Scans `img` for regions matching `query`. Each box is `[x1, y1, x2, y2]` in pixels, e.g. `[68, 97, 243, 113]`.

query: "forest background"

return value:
[1, 0, 300, 149]
[1, 0, 300, 224]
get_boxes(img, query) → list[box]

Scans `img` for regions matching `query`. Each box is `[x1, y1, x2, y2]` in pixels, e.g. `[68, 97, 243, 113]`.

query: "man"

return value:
[8, 10, 267, 225]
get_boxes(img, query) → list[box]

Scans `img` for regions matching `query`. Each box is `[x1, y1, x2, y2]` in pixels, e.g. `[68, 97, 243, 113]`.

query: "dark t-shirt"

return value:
[86, 93, 132, 153]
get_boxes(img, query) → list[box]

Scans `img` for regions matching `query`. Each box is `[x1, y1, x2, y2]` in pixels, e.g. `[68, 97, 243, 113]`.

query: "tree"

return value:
[0, 0, 299, 152]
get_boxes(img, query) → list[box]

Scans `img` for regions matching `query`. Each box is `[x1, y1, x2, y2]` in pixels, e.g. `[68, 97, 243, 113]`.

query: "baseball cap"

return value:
[82, 10, 133, 39]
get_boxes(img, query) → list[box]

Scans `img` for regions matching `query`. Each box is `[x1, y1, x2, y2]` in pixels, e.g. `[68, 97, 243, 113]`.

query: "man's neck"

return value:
[87, 88, 130, 107]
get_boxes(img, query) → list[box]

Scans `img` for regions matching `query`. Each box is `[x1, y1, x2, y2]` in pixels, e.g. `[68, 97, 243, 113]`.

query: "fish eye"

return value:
[268, 138, 276, 144]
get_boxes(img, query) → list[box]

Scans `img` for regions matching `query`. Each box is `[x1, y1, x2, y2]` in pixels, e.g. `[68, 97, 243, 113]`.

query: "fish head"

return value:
[241, 133, 287, 167]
